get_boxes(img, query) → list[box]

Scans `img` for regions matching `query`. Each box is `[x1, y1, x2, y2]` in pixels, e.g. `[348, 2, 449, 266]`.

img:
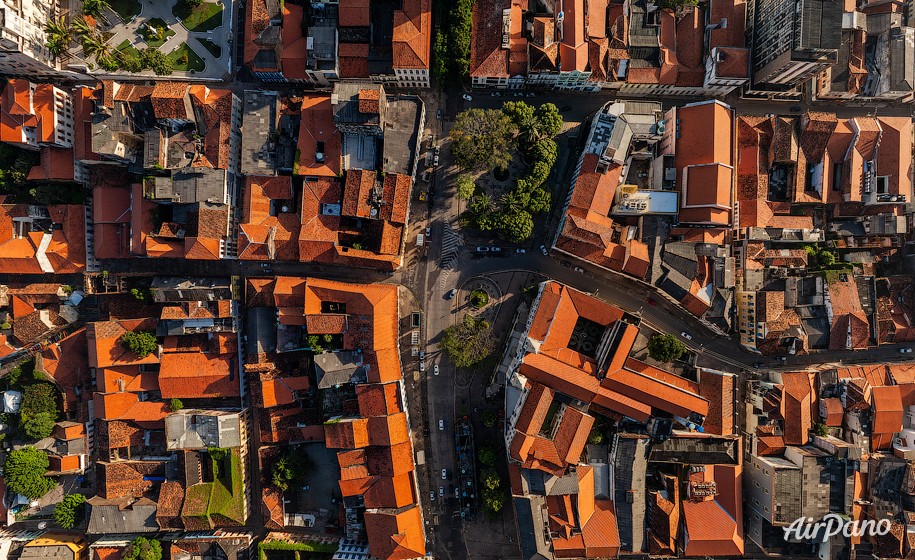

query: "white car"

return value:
[901, 348, 913, 354]
[433, 155, 440, 166]
[516, 248, 526, 254]
[540, 245, 548, 256]
[439, 486, 445, 497]
[573, 266, 584, 273]
[680, 332, 693, 341]
[462, 94, 472, 101]
[438, 419, 444, 431]
[433, 364, 439, 376]
[441, 469, 447, 480]
[419, 361, 425, 372]
[445, 288, 457, 299]
[430, 490, 436, 500]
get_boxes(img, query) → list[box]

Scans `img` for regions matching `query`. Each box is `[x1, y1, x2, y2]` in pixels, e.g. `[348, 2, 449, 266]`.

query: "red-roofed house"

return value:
[392, 0, 432, 88]
[0, 79, 74, 150]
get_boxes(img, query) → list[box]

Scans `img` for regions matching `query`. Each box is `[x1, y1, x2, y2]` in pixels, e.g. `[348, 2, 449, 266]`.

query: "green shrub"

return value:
[119, 331, 158, 358]
[54, 494, 86, 528]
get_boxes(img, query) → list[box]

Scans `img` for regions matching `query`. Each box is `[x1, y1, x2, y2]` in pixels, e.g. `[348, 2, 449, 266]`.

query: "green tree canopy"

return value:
[22, 411, 56, 440]
[125, 537, 162, 560]
[530, 138, 558, 168]
[271, 452, 309, 492]
[478, 446, 496, 466]
[21, 383, 58, 417]
[450, 108, 517, 171]
[456, 174, 476, 200]
[4, 447, 55, 499]
[169, 398, 183, 412]
[442, 315, 496, 368]
[54, 494, 86, 529]
[119, 331, 158, 358]
[502, 101, 536, 131]
[499, 210, 534, 243]
[534, 103, 564, 138]
[141, 48, 174, 75]
[647, 334, 687, 363]
[446, 0, 473, 79]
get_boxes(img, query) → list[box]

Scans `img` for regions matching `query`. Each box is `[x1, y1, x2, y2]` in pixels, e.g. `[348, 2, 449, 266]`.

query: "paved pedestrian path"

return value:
[89, 0, 232, 79]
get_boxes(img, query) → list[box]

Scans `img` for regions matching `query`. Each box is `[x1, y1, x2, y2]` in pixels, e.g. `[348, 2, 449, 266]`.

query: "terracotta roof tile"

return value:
[159, 350, 239, 399]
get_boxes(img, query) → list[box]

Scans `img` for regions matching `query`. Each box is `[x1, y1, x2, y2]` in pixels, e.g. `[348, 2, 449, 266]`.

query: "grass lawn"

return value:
[179, 449, 245, 527]
[196, 37, 222, 58]
[110, 0, 141, 21]
[141, 17, 175, 48]
[167, 42, 206, 72]
[115, 39, 141, 57]
[174, 1, 224, 32]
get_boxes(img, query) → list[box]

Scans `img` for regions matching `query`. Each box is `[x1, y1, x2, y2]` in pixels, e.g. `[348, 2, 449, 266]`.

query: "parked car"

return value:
[573, 266, 584, 273]
[560, 260, 571, 268]
[491, 247, 502, 253]
[777, 356, 788, 362]
[540, 245, 548, 255]
[516, 248, 526, 254]
[462, 94, 472, 101]
[430, 490, 436, 500]
[513, 92, 523, 97]
[434, 146, 441, 156]
[419, 361, 425, 372]
[445, 288, 457, 299]
[441, 469, 447, 480]
[433, 364, 439, 376]
[419, 351, 425, 360]
[526, 92, 536, 97]
[426, 226, 431, 237]
[490, 91, 502, 97]
[646, 298, 657, 307]
[901, 347, 913, 354]
[439, 420, 444, 431]
[790, 105, 803, 113]
[261, 262, 270, 268]
[475, 246, 491, 253]
[433, 155, 440, 166]
[454, 487, 460, 499]
[437, 109, 443, 119]
[421, 170, 431, 182]
[680, 332, 693, 340]
[439, 486, 445, 496]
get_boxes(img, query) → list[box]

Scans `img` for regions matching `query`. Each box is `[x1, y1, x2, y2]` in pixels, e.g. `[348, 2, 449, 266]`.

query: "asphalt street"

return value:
[411, 87, 915, 560]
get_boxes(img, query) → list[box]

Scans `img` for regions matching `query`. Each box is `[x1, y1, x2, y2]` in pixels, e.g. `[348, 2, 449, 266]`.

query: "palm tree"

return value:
[81, 0, 111, 18]
[43, 17, 72, 59]
[81, 33, 112, 63]
[70, 15, 93, 41]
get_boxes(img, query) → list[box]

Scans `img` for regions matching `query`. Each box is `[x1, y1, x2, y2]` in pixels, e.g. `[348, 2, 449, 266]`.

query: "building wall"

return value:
[394, 68, 430, 89]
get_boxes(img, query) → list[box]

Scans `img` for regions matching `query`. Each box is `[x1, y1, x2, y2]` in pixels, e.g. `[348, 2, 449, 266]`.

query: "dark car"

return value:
[646, 298, 658, 307]
[560, 260, 571, 268]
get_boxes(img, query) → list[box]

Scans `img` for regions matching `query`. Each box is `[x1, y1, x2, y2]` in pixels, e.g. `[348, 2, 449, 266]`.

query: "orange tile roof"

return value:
[393, 0, 432, 70]
[280, 4, 309, 81]
[302, 278, 401, 383]
[296, 95, 341, 177]
[820, 397, 844, 427]
[325, 418, 371, 449]
[237, 175, 300, 261]
[780, 372, 813, 445]
[682, 499, 743, 556]
[342, 169, 376, 218]
[357, 383, 402, 417]
[260, 376, 311, 407]
[827, 275, 870, 351]
[339, 0, 370, 26]
[469, 0, 510, 78]
[87, 319, 160, 369]
[158, 351, 239, 399]
[339, 43, 371, 78]
[364, 506, 426, 560]
[872, 384, 903, 440]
